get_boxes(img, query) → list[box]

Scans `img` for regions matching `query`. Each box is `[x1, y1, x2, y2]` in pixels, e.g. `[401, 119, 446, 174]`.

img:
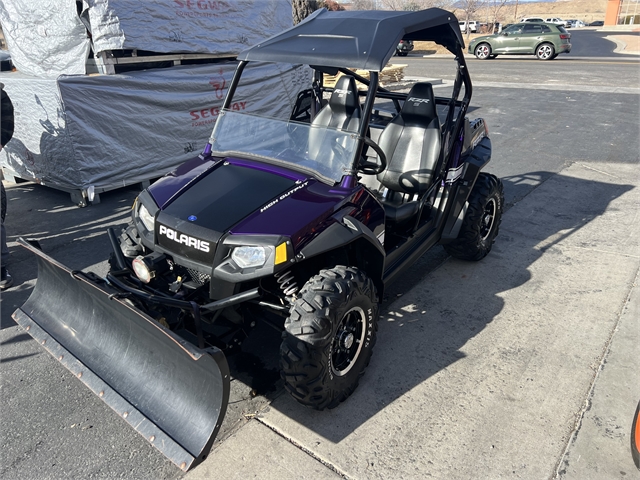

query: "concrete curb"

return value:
[605, 35, 640, 55]
[557, 268, 640, 478]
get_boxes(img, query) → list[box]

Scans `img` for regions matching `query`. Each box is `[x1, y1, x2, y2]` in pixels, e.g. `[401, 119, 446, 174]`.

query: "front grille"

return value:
[187, 268, 211, 286]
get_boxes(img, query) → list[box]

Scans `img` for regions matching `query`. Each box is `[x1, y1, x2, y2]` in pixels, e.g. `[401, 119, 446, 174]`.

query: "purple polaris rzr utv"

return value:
[14, 7, 503, 472]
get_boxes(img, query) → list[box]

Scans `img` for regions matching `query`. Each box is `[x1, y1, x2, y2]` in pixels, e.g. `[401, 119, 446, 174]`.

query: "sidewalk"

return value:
[607, 34, 640, 55]
[186, 160, 640, 479]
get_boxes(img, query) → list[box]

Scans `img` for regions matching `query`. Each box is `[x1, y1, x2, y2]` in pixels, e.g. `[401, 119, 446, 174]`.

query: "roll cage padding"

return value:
[376, 82, 441, 195]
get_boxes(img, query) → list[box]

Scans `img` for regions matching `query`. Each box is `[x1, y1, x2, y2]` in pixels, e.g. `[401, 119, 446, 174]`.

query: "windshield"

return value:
[209, 110, 360, 184]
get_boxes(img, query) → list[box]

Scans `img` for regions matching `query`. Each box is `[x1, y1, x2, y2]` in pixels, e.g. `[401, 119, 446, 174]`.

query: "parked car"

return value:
[396, 39, 414, 56]
[545, 17, 568, 27]
[589, 20, 604, 26]
[521, 17, 545, 23]
[468, 22, 571, 60]
[565, 19, 586, 28]
[459, 20, 478, 33]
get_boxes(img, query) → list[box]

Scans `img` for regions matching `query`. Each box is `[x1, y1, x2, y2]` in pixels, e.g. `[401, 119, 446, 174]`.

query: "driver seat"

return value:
[308, 75, 361, 160]
[376, 82, 442, 224]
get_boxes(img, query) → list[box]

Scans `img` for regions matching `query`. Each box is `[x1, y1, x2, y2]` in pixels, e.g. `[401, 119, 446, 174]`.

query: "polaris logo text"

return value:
[408, 97, 430, 103]
[334, 89, 351, 96]
[159, 225, 210, 253]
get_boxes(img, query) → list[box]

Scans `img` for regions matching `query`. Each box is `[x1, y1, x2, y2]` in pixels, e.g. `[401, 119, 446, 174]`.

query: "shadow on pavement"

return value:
[267, 171, 634, 443]
[0, 169, 634, 474]
[0, 182, 140, 330]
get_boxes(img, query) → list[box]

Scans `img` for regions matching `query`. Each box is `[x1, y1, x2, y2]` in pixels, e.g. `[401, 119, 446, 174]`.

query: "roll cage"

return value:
[215, 7, 472, 190]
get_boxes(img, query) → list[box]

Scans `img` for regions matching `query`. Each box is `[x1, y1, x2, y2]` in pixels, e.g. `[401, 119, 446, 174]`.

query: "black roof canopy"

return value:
[237, 8, 464, 72]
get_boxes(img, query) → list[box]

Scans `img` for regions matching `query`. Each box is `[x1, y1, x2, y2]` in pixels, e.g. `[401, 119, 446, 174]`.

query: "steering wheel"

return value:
[358, 137, 387, 175]
[330, 139, 348, 159]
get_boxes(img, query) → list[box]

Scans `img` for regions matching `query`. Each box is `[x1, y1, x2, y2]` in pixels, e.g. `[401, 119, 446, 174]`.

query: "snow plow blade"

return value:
[12, 239, 230, 472]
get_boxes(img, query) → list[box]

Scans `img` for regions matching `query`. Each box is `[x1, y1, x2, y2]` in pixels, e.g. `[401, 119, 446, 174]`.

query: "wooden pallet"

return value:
[323, 64, 407, 88]
[92, 50, 235, 75]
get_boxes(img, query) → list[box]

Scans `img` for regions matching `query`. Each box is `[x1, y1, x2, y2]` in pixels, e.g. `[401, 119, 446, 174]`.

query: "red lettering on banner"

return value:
[174, 0, 229, 11]
[189, 102, 246, 127]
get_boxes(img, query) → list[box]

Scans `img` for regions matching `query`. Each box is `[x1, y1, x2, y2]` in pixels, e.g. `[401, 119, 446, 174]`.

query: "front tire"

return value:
[280, 266, 379, 410]
[536, 43, 555, 60]
[475, 43, 492, 60]
[444, 173, 504, 261]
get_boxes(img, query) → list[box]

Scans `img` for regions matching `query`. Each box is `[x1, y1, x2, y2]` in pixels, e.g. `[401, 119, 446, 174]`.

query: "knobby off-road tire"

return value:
[444, 172, 504, 261]
[280, 266, 379, 410]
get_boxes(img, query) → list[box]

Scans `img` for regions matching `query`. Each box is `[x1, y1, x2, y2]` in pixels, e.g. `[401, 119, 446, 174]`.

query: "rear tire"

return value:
[444, 173, 504, 261]
[280, 266, 379, 410]
[536, 43, 555, 60]
[475, 43, 492, 60]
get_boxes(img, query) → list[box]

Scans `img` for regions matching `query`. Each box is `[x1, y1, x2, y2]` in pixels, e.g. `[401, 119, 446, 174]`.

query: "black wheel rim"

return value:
[331, 306, 366, 376]
[480, 198, 497, 240]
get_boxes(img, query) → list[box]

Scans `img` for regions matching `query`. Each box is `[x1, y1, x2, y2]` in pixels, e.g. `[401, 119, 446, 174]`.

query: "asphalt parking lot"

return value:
[1, 43, 639, 478]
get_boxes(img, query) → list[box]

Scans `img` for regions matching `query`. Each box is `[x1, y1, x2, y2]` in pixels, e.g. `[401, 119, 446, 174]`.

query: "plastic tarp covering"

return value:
[0, 0, 292, 77]
[0, 0, 91, 78]
[88, 0, 293, 55]
[0, 62, 310, 193]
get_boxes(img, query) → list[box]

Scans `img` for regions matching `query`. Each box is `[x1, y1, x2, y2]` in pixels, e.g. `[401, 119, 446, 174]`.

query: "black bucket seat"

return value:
[308, 75, 362, 161]
[377, 82, 442, 224]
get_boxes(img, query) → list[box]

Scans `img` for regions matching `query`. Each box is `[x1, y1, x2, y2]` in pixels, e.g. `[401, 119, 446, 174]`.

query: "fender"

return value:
[299, 214, 385, 293]
[441, 136, 492, 241]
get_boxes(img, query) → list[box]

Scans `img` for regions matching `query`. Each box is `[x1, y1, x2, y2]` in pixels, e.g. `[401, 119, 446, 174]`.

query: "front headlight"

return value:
[232, 246, 266, 268]
[138, 204, 155, 232]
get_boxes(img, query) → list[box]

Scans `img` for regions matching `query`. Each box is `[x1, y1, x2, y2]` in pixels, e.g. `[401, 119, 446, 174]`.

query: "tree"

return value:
[457, 0, 485, 39]
[292, 0, 319, 25]
[487, 0, 508, 33]
[351, 0, 376, 8]
[320, 0, 345, 10]
[381, 0, 455, 11]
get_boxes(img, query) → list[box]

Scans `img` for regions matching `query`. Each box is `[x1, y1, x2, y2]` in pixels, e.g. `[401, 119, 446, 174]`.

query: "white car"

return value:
[566, 19, 586, 28]
[545, 17, 568, 27]
[459, 20, 478, 33]
[521, 17, 545, 23]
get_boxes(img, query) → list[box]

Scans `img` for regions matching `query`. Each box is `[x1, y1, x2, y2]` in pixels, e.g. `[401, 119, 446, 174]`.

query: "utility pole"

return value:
[514, 0, 519, 22]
